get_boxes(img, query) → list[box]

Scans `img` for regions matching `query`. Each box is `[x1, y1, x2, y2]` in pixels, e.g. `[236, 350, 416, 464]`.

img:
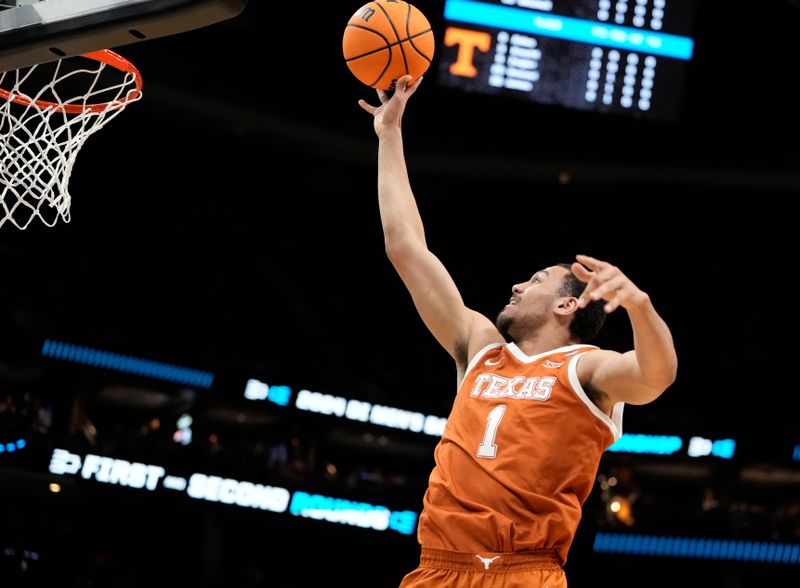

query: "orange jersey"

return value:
[416, 343, 624, 564]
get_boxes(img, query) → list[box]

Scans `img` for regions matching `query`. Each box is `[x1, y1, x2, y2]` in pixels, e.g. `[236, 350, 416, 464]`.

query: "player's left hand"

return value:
[572, 254, 648, 313]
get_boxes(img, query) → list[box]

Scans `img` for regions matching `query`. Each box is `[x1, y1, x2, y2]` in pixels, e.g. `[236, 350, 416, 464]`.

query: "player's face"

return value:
[495, 266, 568, 340]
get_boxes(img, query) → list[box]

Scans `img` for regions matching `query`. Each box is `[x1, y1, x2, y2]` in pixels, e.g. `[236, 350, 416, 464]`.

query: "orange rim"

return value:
[0, 49, 143, 114]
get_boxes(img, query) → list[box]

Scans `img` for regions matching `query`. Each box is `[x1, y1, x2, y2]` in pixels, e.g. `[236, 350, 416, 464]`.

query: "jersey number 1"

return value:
[477, 404, 506, 459]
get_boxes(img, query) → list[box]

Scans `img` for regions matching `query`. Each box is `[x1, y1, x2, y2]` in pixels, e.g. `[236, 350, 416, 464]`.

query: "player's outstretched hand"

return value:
[358, 75, 422, 137]
[572, 254, 648, 314]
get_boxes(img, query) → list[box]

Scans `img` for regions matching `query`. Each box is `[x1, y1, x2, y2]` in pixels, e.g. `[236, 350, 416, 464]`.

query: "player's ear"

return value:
[555, 297, 579, 316]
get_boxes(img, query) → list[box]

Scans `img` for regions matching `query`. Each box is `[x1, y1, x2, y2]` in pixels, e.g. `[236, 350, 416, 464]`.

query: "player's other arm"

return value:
[573, 255, 678, 406]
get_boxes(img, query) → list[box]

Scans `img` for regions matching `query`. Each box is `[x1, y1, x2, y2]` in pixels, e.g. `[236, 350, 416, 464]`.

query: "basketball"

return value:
[343, 1, 434, 91]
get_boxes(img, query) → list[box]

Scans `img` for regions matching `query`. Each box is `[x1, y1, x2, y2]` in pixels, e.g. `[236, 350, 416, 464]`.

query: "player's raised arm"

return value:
[358, 76, 499, 365]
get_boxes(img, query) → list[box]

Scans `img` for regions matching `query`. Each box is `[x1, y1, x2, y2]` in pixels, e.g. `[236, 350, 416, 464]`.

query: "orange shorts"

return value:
[398, 547, 567, 588]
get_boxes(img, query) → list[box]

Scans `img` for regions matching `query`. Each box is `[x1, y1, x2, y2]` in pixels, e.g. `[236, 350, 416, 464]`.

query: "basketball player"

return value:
[358, 75, 678, 588]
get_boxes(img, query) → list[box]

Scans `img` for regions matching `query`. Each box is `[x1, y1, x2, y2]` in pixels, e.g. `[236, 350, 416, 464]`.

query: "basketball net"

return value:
[0, 50, 142, 229]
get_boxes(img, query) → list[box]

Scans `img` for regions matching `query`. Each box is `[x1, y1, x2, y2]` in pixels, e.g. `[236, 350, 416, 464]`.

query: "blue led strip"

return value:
[606, 434, 683, 455]
[0, 439, 26, 453]
[444, 0, 694, 60]
[594, 533, 800, 565]
[288, 491, 418, 536]
[42, 339, 214, 389]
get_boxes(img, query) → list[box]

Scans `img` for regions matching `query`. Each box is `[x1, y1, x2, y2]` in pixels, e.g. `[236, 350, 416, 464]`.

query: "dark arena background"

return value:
[1, 1, 799, 587]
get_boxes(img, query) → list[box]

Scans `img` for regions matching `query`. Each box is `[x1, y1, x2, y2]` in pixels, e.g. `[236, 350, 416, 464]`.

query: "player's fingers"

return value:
[578, 285, 601, 308]
[406, 75, 423, 96]
[577, 280, 601, 308]
[576, 254, 607, 272]
[576, 273, 602, 308]
[573, 264, 603, 308]
[590, 276, 626, 301]
[591, 265, 621, 290]
[396, 74, 413, 93]
[604, 295, 623, 314]
[358, 99, 377, 114]
[376, 89, 389, 104]
[571, 261, 593, 283]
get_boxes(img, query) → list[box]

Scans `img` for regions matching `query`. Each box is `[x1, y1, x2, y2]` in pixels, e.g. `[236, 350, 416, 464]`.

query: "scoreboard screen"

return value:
[438, 0, 697, 121]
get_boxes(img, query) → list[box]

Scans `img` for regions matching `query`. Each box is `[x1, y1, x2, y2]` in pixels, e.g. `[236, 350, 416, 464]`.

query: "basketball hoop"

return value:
[0, 49, 143, 229]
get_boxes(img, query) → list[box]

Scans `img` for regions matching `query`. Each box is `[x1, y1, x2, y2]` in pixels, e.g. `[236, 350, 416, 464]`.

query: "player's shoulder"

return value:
[570, 347, 623, 382]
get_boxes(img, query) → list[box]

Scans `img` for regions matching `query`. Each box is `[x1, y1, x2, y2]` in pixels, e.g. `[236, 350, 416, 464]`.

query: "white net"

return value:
[0, 50, 142, 229]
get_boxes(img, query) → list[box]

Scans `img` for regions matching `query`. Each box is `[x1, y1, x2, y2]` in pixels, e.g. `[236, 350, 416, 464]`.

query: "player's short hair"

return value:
[556, 263, 606, 342]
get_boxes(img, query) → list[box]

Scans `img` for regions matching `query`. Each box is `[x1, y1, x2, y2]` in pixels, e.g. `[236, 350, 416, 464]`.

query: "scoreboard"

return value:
[437, 0, 697, 121]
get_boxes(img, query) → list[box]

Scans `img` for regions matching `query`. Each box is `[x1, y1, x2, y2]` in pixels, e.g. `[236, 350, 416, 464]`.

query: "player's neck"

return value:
[512, 329, 579, 357]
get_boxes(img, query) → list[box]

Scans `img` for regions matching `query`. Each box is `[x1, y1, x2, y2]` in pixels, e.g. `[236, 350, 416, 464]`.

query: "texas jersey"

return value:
[416, 343, 624, 564]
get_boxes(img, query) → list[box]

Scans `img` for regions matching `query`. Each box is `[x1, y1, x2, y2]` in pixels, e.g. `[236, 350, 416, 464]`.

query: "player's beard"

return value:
[496, 298, 552, 343]
[495, 308, 513, 342]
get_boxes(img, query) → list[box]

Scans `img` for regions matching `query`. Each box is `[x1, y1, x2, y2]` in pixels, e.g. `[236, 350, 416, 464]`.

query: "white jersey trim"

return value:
[567, 352, 624, 441]
[464, 342, 505, 377]
[506, 342, 597, 364]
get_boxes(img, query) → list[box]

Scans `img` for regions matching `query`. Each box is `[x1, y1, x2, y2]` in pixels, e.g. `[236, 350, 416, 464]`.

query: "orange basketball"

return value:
[343, 1, 435, 91]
